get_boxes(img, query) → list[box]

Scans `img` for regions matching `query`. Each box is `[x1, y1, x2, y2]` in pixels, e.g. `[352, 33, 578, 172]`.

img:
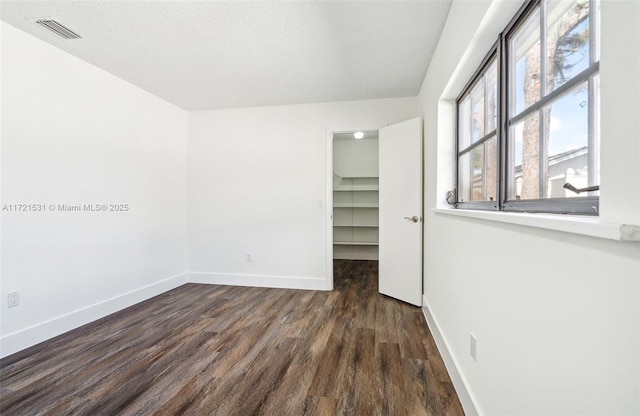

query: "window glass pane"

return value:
[546, 0, 590, 94]
[485, 135, 498, 202]
[545, 81, 590, 197]
[458, 95, 471, 150]
[458, 151, 471, 202]
[592, 74, 600, 189]
[593, 0, 600, 62]
[471, 82, 485, 143]
[486, 61, 498, 133]
[511, 111, 540, 200]
[458, 137, 498, 203]
[470, 145, 485, 201]
[459, 146, 487, 202]
[511, 8, 541, 115]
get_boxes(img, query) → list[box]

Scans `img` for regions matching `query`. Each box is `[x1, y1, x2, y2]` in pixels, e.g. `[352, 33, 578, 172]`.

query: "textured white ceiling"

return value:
[1, 1, 452, 111]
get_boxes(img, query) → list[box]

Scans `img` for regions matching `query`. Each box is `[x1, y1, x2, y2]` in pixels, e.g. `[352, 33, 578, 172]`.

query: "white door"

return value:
[379, 117, 423, 306]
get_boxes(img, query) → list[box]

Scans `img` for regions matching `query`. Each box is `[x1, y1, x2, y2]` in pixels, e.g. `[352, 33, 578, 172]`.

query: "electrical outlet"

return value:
[246, 252, 252, 262]
[8, 292, 20, 308]
[470, 334, 477, 362]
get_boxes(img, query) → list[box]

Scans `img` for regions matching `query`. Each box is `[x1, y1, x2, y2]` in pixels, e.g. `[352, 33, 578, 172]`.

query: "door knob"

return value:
[404, 215, 420, 223]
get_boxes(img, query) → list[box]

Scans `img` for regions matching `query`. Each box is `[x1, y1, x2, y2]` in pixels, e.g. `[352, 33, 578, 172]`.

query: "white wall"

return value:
[188, 98, 416, 289]
[333, 137, 379, 178]
[419, 1, 640, 415]
[0, 22, 189, 357]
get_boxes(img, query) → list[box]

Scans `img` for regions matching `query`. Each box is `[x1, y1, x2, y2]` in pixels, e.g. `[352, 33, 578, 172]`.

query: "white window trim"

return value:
[432, 207, 640, 242]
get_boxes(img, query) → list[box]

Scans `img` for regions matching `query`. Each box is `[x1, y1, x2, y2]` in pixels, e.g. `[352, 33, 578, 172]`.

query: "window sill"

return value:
[432, 208, 640, 242]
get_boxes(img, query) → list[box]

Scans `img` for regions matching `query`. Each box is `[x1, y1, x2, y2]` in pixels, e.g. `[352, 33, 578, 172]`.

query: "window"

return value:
[457, 52, 499, 209]
[456, 0, 600, 215]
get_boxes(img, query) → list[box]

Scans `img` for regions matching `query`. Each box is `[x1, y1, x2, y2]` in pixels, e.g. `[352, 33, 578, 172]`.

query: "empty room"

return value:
[1, 0, 639, 415]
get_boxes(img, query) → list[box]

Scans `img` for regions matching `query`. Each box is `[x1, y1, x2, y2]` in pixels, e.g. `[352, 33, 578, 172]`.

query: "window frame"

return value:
[455, 44, 501, 211]
[455, 0, 600, 216]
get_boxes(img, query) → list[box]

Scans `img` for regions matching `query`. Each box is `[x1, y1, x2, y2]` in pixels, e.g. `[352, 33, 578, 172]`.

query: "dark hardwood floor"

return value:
[0, 260, 464, 415]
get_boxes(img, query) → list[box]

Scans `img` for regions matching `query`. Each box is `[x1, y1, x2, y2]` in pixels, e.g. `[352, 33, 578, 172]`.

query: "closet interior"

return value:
[332, 131, 379, 261]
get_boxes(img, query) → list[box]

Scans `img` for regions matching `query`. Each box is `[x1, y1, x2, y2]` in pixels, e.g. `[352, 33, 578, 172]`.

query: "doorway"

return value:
[331, 131, 380, 264]
[326, 118, 423, 306]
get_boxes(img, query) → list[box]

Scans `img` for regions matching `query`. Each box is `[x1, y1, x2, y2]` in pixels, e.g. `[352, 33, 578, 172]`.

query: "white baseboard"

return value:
[0, 272, 188, 359]
[421, 295, 482, 416]
[187, 272, 330, 291]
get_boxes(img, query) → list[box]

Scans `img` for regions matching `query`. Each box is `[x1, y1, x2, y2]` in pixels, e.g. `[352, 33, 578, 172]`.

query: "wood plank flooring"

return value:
[0, 260, 464, 415]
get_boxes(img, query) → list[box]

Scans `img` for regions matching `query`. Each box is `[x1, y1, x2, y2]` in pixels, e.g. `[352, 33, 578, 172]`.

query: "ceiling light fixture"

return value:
[354, 132, 364, 139]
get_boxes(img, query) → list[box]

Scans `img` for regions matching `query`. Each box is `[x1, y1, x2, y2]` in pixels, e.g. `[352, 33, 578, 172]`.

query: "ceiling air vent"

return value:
[34, 19, 81, 39]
